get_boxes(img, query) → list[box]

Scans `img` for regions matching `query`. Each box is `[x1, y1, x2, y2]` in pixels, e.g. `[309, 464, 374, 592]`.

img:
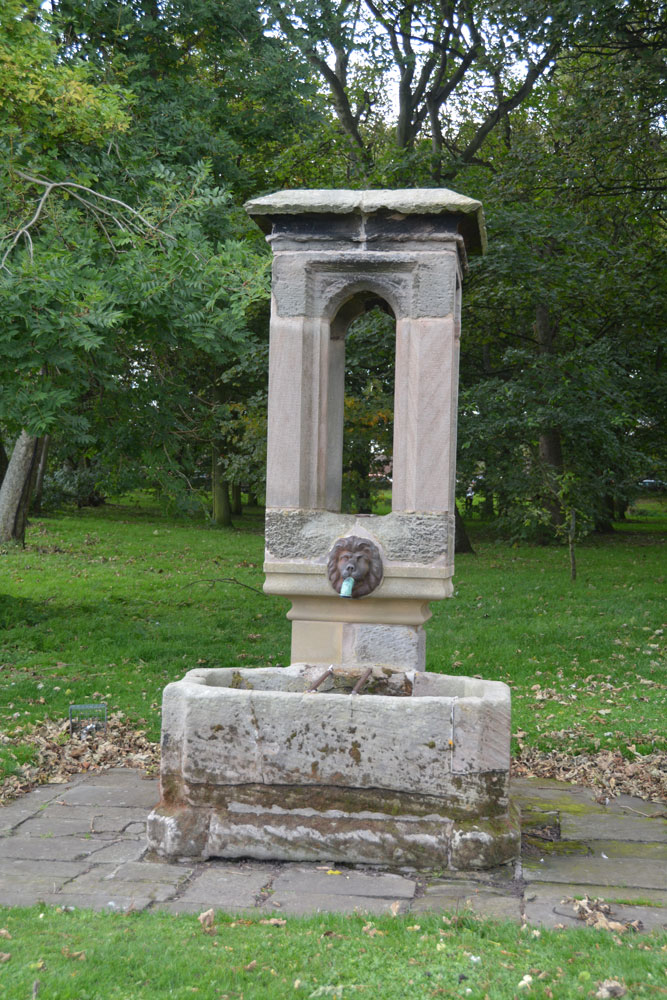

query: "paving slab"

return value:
[0, 835, 101, 862]
[17, 805, 150, 837]
[0, 784, 73, 833]
[264, 892, 407, 916]
[84, 839, 147, 864]
[523, 882, 667, 932]
[51, 893, 154, 912]
[157, 898, 260, 915]
[559, 811, 667, 843]
[0, 858, 84, 897]
[158, 865, 270, 911]
[0, 769, 665, 929]
[56, 780, 158, 809]
[61, 860, 193, 903]
[523, 855, 665, 890]
[412, 881, 521, 921]
[271, 867, 416, 899]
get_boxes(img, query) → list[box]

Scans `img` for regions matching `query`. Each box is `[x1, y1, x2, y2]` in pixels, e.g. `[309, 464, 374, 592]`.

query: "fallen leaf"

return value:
[595, 980, 627, 999]
[362, 923, 386, 937]
[0, 953, 10, 963]
[406, 925, 421, 931]
[61, 948, 86, 961]
[326, 870, 342, 875]
[197, 909, 216, 933]
[0, 930, 11, 940]
[259, 918, 286, 927]
[244, 960, 257, 971]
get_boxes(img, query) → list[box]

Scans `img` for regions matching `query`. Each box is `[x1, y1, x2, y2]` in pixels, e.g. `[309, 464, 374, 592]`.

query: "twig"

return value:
[1, 170, 176, 271]
[0, 182, 53, 269]
[186, 577, 266, 597]
[16, 171, 164, 234]
[620, 804, 667, 819]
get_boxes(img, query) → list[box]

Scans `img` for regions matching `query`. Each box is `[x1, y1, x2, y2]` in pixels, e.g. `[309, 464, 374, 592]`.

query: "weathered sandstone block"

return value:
[147, 665, 518, 867]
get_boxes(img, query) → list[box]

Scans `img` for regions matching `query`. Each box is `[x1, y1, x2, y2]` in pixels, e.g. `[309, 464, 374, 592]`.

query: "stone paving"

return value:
[0, 768, 664, 931]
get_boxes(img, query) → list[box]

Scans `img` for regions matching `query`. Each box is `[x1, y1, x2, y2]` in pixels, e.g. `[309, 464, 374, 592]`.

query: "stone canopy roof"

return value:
[244, 188, 487, 255]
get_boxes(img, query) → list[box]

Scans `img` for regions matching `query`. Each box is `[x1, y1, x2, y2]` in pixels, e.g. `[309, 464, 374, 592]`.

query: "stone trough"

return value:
[147, 664, 519, 868]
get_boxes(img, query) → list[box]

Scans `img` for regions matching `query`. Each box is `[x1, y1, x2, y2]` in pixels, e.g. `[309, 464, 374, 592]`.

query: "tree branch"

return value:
[457, 43, 559, 168]
[1, 171, 174, 272]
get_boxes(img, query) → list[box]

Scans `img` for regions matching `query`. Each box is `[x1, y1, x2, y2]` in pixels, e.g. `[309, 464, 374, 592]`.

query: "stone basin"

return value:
[147, 664, 519, 868]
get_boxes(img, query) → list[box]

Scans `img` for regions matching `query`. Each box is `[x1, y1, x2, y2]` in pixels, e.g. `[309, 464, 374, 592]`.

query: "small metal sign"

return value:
[69, 703, 107, 736]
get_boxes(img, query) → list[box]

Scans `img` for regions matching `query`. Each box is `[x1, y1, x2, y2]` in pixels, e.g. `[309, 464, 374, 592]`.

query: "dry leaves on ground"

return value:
[563, 895, 643, 934]
[595, 980, 627, 999]
[512, 747, 667, 802]
[0, 715, 159, 805]
[3, 712, 664, 808]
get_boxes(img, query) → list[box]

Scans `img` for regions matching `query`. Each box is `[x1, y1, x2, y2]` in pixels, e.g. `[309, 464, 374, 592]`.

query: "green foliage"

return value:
[341, 309, 395, 513]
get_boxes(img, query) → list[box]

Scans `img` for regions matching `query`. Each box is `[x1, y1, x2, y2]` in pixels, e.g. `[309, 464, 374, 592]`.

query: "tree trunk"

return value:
[31, 434, 51, 513]
[212, 450, 232, 526]
[0, 437, 8, 488]
[231, 483, 243, 516]
[535, 302, 565, 532]
[0, 431, 41, 544]
[594, 494, 615, 533]
[455, 504, 475, 554]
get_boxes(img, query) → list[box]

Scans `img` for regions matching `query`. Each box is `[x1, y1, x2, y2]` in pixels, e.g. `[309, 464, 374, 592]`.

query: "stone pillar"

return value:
[245, 189, 486, 671]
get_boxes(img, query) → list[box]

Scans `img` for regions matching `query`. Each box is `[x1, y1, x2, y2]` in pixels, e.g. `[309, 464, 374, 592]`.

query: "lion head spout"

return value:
[327, 536, 383, 598]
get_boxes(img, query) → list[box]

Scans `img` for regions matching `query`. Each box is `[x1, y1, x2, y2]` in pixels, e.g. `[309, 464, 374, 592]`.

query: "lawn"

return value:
[1, 496, 664, 784]
[0, 906, 664, 1000]
[0, 497, 665, 998]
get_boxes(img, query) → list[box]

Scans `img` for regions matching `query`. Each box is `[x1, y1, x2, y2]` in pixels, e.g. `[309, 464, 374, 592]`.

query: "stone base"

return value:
[147, 664, 517, 869]
[147, 793, 519, 869]
[291, 620, 426, 671]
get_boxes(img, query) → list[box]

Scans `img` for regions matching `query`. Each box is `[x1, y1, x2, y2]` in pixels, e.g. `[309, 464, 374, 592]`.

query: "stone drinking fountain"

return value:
[147, 189, 519, 868]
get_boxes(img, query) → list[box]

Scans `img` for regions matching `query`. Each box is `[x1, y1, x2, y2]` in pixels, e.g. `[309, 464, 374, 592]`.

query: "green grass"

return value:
[0, 498, 665, 995]
[0, 496, 664, 775]
[0, 906, 664, 1000]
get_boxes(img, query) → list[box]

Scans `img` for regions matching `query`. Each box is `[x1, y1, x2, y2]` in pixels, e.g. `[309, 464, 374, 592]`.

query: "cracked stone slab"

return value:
[523, 882, 667, 932]
[60, 862, 191, 903]
[0, 835, 101, 862]
[84, 840, 147, 864]
[163, 867, 271, 910]
[56, 780, 159, 809]
[17, 805, 149, 837]
[271, 867, 416, 899]
[0, 859, 84, 899]
[0, 858, 83, 879]
[0, 785, 75, 833]
[156, 898, 260, 915]
[523, 855, 666, 890]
